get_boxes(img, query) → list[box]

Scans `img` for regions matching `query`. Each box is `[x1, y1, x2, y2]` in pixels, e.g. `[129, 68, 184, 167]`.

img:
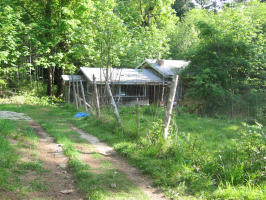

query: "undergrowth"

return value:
[71, 105, 265, 200]
[1, 103, 265, 199]
[4, 104, 149, 200]
[0, 119, 48, 198]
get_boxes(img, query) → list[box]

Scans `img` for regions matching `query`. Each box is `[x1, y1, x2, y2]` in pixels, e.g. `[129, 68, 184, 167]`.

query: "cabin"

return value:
[136, 59, 190, 101]
[62, 58, 190, 107]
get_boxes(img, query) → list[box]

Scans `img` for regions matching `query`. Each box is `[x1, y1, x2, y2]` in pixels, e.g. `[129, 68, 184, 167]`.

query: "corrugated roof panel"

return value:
[80, 67, 163, 84]
[137, 59, 190, 77]
[61, 75, 83, 81]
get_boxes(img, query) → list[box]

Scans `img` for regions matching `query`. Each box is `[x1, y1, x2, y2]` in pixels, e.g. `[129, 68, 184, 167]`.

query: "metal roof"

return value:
[137, 59, 190, 78]
[61, 75, 83, 82]
[80, 67, 163, 85]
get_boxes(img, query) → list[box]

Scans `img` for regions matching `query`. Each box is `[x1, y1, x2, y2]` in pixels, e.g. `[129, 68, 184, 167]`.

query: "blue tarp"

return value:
[74, 112, 90, 118]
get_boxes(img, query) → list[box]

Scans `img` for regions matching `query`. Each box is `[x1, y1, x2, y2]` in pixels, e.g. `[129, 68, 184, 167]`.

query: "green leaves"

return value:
[178, 1, 265, 115]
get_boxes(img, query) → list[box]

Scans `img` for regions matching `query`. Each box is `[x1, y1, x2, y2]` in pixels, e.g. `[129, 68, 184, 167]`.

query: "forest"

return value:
[0, 0, 265, 200]
[0, 0, 264, 118]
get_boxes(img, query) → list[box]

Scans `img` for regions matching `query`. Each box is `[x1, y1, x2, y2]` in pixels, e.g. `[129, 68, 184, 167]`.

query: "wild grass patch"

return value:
[9, 105, 150, 200]
[70, 105, 265, 199]
[1, 103, 264, 199]
[0, 120, 20, 191]
[0, 118, 50, 197]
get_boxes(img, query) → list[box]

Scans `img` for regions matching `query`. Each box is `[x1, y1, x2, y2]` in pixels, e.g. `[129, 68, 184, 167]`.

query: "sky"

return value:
[192, 0, 250, 9]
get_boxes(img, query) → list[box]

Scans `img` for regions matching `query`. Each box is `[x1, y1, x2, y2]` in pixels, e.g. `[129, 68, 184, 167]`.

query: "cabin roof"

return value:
[80, 67, 163, 85]
[137, 59, 190, 78]
[61, 75, 84, 82]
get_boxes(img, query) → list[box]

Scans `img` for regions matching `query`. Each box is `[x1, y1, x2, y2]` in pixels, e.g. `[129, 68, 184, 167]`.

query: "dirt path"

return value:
[26, 121, 83, 200]
[71, 125, 167, 200]
[1, 111, 167, 199]
[0, 111, 32, 120]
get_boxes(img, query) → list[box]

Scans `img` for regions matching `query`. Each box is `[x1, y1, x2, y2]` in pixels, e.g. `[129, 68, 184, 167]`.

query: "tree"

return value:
[172, 0, 195, 19]
[181, 1, 265, 116]
[116, 0, 177, 67]
[0, 1, 25, 90]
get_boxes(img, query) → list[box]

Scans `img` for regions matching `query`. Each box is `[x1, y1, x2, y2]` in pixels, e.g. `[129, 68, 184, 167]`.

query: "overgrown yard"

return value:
[0, 103, 265, 200]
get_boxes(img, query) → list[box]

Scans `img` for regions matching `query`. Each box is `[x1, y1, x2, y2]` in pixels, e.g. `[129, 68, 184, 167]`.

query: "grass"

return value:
[0, 104, 149, 200]
[0, 119, 50, 199]
[0, 103, 265, 199]
[70, 105, 265, 200]
[29, 177, 49, 192]
[18, 160, 49, 174]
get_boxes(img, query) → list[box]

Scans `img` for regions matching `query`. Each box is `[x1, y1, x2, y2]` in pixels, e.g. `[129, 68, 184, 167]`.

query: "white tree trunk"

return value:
[93, 75, 101, 118]
[80, 80, 88, 113]
[163, 75, 179, 140]
[105, 81, 122, 127]
[72, 78, 78, 109]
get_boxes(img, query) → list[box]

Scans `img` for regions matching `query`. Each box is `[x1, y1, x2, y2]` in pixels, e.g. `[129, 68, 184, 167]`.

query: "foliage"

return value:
[172, 0, 195, 19]
[177, 1, 265, 118]
[0, 104, 150, 200]
[1, 101, 265, 199]
[0, 90, 63, 105]
[169, 9, 207, 59]
[69, 106, 265, 199]
[116, 0, 177, 67]
[0, 0, 176, 95]
[0, 119, 48, 196]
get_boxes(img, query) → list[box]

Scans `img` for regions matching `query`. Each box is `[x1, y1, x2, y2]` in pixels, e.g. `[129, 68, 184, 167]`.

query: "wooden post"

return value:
[161, 81, 165, 105]
[163, 75, 179, 140]
[106, 81, 122, 127]
[79, 97, 92, 109]
[86, 82, 89, 94]
[67, 82, 71, 103]
[153, 85, 156, 103]
[65, 85, 67, 101]
[136, 98, 140, 134]
[93, 75, 101, 118]
[80, 80, 88, 113]
[72, 77, 78, 109]
[76, 81, 81, 107]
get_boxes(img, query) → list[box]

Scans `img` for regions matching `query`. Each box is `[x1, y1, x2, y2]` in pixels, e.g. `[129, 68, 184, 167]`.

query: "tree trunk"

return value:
[105, 81, 122, 127]
[80, 80, 88, 113]
[93, 75, 101, 118]
[45, 0, 52, 96]
[72, 80, 78, 109]
[163, 75, 179, 140]
[47, 67, 53, 96]
[56, 67, 64, 98]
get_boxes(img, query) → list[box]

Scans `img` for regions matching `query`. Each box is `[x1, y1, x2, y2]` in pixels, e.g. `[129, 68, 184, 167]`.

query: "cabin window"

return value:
[116, 85, 146, 97]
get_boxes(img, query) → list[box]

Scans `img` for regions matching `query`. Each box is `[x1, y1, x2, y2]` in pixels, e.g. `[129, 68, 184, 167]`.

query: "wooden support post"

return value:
[136, 98, 140, 134]
[65, 85, 67, 102]
[106, 81, 122, 127]
[161, 81, 165, 105]
[93, 75, 101, 118]
[76, 81, 81, 107]
[79, 97, 92, 109]
[86, 82, 89, 94]
[67, 82, 71, 103]
[163, 75, 179, 140]
[80, 80, 88, 113]
[72, 77, 78, 109]
[153, 85, 156, 103]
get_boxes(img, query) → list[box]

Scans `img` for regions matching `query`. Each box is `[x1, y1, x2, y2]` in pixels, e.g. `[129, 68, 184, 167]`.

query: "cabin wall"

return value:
[84, 82, 167, 106]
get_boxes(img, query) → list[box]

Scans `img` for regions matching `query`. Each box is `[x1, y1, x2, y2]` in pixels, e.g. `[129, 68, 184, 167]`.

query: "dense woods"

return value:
[0, 0, 265, 119]
[0, 1, 265, 199]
